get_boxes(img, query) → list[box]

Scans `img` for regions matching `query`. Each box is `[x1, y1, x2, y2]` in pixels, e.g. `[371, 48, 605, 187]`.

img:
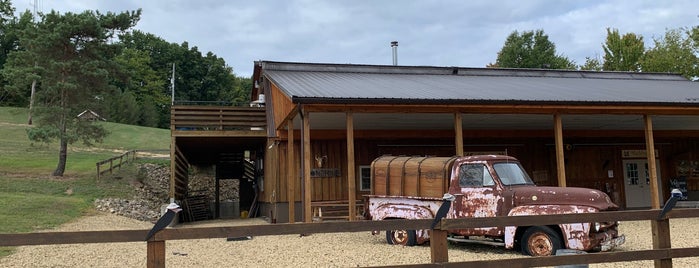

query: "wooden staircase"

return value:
[181, 191, 211, 222]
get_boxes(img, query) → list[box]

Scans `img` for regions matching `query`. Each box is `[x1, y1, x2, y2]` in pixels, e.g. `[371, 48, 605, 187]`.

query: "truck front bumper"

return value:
[599, 234, 625, 252]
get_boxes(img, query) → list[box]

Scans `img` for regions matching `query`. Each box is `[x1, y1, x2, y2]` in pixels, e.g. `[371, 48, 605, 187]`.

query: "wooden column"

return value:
[554, 114, 566, 187]
[302, 110, 312, 223]
[287, 120, 295, 223]
[346, 112, 356, 221]
[147, 240, 165, 268]
[454, 113, 463, 156]
[644, 115, 661, 209]
[645, 115, 672, 268]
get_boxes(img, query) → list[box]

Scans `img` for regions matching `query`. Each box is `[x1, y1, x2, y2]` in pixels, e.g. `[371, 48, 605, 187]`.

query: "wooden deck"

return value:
[171, 105, 266, 134]
[169, 105, 267, 200]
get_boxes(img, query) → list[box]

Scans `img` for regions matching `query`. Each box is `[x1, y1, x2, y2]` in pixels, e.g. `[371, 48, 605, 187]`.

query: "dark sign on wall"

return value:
[311, 168, 341, 178]
[670, 176, 688, 200]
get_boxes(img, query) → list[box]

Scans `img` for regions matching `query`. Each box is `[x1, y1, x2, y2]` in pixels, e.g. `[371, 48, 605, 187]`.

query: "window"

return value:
[626, 163, 639, 185]
[493, 162, 535, 186]
[459, 164, 494, 187]
[359, 165, 371, 191]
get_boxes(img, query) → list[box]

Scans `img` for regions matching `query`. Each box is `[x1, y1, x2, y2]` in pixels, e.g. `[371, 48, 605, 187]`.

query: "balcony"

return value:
[171, 105, 266, 137]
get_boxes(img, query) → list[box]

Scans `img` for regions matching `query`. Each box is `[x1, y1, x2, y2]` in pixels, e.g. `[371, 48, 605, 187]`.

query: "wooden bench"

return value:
[311, 200, 364, 222]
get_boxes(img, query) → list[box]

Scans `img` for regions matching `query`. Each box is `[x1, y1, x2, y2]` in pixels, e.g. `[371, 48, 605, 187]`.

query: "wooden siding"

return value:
[172, 143, 190, 200]
[266, 140, 350, 203]
[269, 82, 295, 133]
[262, 131, 699, 206]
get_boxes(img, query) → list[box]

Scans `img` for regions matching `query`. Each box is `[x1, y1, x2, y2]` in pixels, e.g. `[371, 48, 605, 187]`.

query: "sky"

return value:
[12, 0, 699, 77]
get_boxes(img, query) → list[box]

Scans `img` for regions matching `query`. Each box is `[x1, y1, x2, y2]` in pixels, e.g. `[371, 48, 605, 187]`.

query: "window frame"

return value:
[358, 165, 372, 191]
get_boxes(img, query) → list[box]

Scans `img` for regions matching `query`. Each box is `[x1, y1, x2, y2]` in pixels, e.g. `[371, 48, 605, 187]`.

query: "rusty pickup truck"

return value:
[363, 155, 625, 256]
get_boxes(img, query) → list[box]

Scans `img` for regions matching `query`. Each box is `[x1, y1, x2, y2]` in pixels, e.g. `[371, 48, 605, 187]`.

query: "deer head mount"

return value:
[314, 155, 327, 168]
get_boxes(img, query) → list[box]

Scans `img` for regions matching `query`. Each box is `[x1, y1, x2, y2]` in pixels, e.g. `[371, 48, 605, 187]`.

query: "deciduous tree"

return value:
[602, 28, 644, 71]
[641, 27, 698, 79]
[492, 29, 575, 69]
[3, 9, 141, 176]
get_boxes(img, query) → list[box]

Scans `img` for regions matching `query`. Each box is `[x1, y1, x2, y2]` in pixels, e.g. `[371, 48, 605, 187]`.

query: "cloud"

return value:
[13, 0, 699, 76]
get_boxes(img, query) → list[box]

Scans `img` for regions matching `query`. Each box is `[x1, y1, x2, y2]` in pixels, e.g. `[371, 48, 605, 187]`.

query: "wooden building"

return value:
[171, 61, 699, 223]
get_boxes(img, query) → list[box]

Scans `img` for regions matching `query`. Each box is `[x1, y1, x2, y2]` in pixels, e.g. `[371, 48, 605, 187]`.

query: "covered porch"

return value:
[254, 61, 699, 223]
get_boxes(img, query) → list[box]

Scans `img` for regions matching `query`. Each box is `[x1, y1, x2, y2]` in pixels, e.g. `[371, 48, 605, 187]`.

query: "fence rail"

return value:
[95, 150, 137, 180]
[95, 150, 170, 180]
[1, 209, 698, 268]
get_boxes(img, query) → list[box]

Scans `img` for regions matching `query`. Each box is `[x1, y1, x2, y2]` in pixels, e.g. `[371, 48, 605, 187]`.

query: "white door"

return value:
[623, 159, 661, 208]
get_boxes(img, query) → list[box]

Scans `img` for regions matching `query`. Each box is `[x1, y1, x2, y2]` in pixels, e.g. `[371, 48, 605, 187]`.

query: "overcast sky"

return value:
[13, 0, 699, 77]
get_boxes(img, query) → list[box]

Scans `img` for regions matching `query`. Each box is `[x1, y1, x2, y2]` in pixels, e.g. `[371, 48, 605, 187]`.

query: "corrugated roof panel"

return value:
[261, 62, 699, 105]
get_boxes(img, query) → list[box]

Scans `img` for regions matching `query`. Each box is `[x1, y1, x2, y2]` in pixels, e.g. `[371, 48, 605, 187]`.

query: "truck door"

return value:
[451, 162, 504, 236]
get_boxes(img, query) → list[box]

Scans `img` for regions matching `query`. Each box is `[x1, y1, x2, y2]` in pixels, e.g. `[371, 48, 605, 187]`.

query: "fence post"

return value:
[96, 163, 101, 181]
[147, 240, 166, 268]
[109, 159, 113, 175]
[430, 229, 449, 263]
[651, 218, 672, 268]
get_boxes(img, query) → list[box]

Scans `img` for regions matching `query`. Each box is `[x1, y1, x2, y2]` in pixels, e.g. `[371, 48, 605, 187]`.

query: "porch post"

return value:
[645, 114, 672, 268]
[554, 114, 566, 187]
[644, 115, 661, 209]
[346, 112, 356, 221]
[169, 136, 176, 201]
[302, 109, 312, 223]
[287, 120, 295, 223]
[454, 112, 463, 156]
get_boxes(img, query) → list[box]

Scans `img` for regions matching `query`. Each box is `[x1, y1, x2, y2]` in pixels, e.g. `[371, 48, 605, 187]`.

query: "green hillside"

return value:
[0, 106, 170, 257]
[0, 107, 170, 176]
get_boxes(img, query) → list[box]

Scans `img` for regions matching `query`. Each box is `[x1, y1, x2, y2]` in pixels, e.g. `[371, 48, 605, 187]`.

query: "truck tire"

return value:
[521, 226, 562, 256]
[386, 229, 416, 246]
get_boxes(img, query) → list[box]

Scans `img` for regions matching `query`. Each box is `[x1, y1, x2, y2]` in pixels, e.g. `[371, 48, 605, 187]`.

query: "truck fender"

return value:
[504, 205, 598, 250]
[373, 204, 435, 245]
[373, 203, 435, 221]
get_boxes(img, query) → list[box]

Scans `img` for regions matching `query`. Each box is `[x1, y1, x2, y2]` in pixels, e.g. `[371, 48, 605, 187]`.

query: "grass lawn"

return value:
[0, 106, 170, 257]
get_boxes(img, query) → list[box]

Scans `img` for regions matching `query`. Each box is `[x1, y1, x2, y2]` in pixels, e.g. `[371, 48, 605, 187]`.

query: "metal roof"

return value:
[259, 61, 699, 106]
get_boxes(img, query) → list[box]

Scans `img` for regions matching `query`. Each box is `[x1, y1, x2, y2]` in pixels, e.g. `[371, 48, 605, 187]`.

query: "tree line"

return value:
[491, 27, 699, 79]
[0, 2, 250, 176]
[0, 2, 251, 130]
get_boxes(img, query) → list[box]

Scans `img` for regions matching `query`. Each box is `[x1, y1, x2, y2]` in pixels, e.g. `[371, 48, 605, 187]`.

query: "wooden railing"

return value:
[2, 209, 699, 268]
[96, 150, 137, 180]
[170, 105, 266, 131]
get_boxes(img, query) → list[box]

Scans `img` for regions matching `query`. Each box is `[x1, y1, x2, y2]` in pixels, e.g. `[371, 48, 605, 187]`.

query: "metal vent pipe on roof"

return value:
[391, 41, 398, 66]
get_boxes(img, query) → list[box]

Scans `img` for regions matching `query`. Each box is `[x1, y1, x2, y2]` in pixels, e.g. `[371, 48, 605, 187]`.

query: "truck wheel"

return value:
[386, 229, 416, 246]
[521, 226, 562, 256]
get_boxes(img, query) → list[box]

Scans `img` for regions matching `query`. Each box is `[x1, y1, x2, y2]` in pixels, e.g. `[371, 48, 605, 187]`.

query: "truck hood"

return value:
[512, 186, 618, 211]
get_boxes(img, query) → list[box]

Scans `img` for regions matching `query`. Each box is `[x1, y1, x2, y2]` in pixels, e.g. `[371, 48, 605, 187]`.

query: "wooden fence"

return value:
[2, 209, 699, 268]
[95, 149, 170, 180]
[96, 150, 137, 180]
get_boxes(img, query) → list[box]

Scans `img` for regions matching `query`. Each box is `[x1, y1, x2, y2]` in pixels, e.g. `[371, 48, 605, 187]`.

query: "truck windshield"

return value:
[493, 162, 535, 186]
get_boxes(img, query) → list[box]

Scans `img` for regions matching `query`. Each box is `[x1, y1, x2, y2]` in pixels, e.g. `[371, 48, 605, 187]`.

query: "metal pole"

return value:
[171, 63, 175, 105]
[391, 41, 398, 66]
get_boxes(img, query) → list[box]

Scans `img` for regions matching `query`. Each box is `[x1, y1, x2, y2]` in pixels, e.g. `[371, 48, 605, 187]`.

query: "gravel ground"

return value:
[1, 213, 698, 267]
